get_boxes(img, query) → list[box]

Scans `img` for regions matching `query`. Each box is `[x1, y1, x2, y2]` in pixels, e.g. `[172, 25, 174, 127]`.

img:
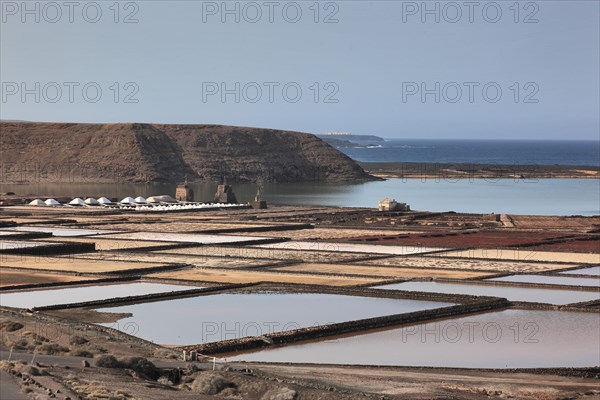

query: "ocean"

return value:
[338, 139, 600, 166]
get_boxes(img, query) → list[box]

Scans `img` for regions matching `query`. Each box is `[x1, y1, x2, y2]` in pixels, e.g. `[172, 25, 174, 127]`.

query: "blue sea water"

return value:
[339, 139, 600, 166]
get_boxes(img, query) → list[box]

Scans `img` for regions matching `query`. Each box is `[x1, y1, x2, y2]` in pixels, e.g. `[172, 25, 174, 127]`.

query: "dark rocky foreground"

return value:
[0, 122, 375, 183]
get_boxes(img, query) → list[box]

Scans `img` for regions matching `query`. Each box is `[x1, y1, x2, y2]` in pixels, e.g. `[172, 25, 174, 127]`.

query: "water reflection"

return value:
[230, 310, 600, 368]
[0, 282, 197, 309]
[1, 178, 599, 215]
[560, 266, 600, 276]
[374, 281, 600, 305]
[97, 292, 451, 345]
[488, 274, 600, 287]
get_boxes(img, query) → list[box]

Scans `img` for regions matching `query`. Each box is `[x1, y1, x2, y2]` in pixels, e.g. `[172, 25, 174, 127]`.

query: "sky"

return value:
[1, 0, 599, 140]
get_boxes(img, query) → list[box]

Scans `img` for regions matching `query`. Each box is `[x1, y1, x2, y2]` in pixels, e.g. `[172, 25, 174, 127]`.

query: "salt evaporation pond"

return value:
[487, 274, 600, 287]
[4, 227, 119, 237]
[97, 292, 452, 345]
[106, 232, 270, 245]
[0, 282, 198, 309]
[230, 310, 600, 368]
[0, 240, 54, 249]
[374, 281, 600, 305]
[254, 241, 443, 256]
[0, 231, 39, 237]
[560, 266, 600, 276]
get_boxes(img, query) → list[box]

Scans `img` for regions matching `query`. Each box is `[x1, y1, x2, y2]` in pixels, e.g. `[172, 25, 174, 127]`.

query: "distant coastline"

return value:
[338, 138, 600, 167]
[317, 133, 386, 149]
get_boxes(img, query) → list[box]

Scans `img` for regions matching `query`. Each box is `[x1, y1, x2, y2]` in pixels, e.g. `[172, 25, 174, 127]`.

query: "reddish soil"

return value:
[522, 238, 600, 253]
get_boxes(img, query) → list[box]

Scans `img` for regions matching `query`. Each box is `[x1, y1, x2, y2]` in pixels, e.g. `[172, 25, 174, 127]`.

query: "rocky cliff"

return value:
[0, 122, 375, 183]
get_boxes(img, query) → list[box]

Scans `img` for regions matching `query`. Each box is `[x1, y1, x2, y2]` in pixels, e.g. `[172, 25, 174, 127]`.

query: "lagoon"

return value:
[2, 178, 598, 216]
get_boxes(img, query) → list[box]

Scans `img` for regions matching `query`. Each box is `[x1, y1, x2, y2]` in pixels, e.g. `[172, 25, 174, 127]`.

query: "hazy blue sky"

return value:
[1, 0, 599, 139]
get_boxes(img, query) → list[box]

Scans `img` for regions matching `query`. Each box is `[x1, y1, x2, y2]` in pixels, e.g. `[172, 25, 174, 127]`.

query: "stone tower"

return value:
[252, 186, 267, 209]
[175, 178, 194, 202]
[214, 178, 237, 204]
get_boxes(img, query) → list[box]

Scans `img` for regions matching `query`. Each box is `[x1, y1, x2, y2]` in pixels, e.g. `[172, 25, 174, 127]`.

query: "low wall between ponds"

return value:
[183, 297, 510, 356]
[31, 282, 260, 311]
[0, 241, 95, 256]
[0, 275, 141, 292]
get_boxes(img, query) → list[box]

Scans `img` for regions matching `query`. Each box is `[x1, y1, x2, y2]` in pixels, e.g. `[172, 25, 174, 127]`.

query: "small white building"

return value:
[378, 198, 409, 211]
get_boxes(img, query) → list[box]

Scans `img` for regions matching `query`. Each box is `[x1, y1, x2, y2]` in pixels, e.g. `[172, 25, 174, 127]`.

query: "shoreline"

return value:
[2, 162, 597, 185]
[360, 162, 600, 179]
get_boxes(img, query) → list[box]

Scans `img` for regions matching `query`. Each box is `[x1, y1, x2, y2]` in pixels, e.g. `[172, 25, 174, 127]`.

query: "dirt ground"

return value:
[333, 232, 600, 255]
[42, 237, 178, 251]
[149, 267, 382, 286]
[521, 238, 600, 253]
[157, 245, 374, 263]
[436, 248, 600, 264]
[0, 254, 165, 274]
[359, 256, 573, 273]
[273, 263, 495, 279]
[61, 251, 281, 269]
[0, 269, 89, 288]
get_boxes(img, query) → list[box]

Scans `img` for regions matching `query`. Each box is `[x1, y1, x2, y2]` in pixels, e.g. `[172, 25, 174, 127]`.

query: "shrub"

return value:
[185, 363, 200, 374]
[69, 335, 89, 345]
[94, 355, 160, 381]
[157, 376, 173, 386]
[94, 355, 121, 368]
[11, 339, 29, 350]
[120, 357, 160, 380]
[0, 321, 24, 332]
[22, 331, 47, 342]
[22, 365, 43, 376]
[37, 344, 70, 355]
[88, 345, 107, 354]
[71, 349, 94, 358]
[191, 372, 236, 395]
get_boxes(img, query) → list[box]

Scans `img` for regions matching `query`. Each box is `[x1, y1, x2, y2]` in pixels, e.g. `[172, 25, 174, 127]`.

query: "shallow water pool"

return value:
[97, 292, 452, 345]
[487, 274, 599, 287]
[559, 266, 600, 276]
[373, 281, 600, 305]
[0, 282, 198, 309]
[230, 309, 600, 368]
